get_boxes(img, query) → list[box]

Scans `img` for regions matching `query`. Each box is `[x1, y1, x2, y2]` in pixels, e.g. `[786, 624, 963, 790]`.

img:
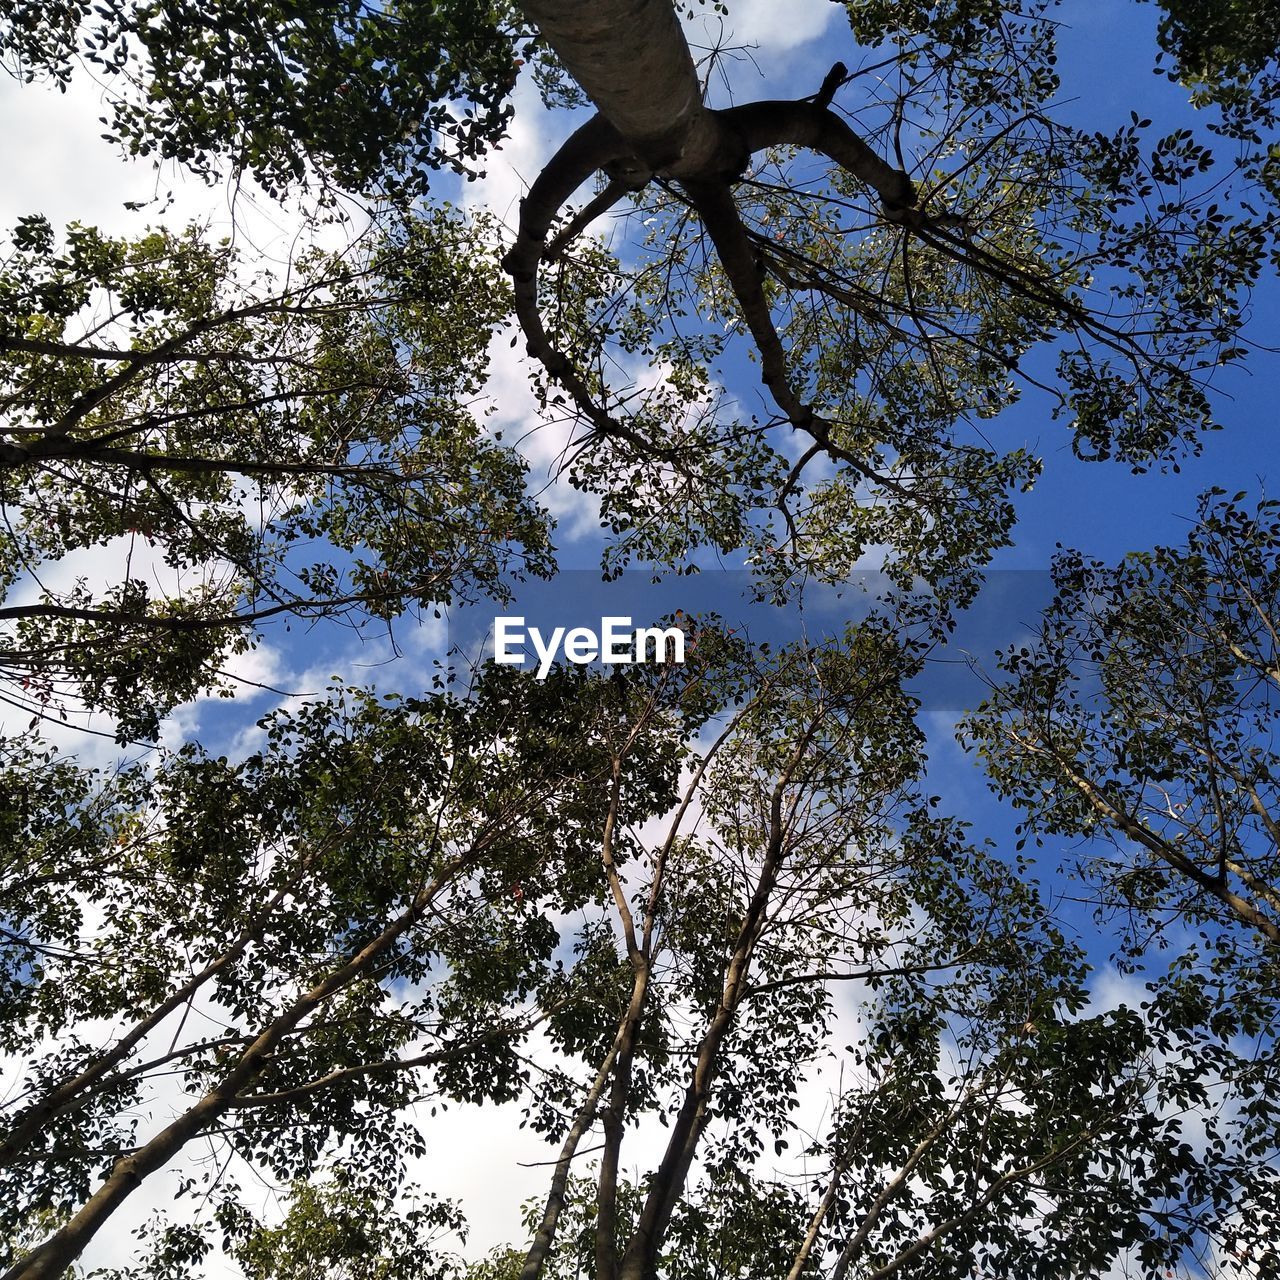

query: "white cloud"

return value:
[712, 0, 837, 53]
[0, 65, 365, 271]
[463, 73, 565, 233]
[0, 72, 189, 232]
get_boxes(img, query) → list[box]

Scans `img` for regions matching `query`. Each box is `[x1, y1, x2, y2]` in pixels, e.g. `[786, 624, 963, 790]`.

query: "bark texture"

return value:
[520, 0, 715, 175]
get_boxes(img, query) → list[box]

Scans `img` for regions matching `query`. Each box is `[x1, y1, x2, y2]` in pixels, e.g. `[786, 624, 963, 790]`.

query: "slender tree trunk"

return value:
[615, 721, 820, 1280]
[4, 858, 468, 1280]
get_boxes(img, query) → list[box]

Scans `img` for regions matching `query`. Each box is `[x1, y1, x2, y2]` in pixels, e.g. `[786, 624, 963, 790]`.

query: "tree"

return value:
[5, 1, 1274, 591]
[78, 1167, 466, 1280]
[2, 2, 1280, 1279]
[967, 491, 1280, 947]
[963, 491, 1280, 1275]
[0, 0, 537, 199]
[0, 657, 706, 1279]
[502, 0, 1275, 595]
[1149, 0, 1280, 136]
[6, 621, 1267, 1280]
[224, 1171, 466, 1280]
[0, 207, 552, 738]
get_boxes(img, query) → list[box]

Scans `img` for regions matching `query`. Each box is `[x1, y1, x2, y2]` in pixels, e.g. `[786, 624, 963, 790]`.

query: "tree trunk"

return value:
[519, 0, 724, 176]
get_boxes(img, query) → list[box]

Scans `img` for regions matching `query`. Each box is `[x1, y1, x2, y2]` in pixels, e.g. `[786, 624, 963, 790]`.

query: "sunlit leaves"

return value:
[0, 208, 554, 737]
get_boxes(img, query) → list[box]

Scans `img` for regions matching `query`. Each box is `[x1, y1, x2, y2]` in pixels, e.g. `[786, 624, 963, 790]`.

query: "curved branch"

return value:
[724, 99, 915, 211]
[501, 117, 665, 454]
[503, 94, 918, 488]
[683, 177, 918, 501]
[503, 114, 633, 291]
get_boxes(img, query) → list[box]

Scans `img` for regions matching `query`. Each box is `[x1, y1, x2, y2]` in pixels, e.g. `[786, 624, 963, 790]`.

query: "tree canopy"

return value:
[1, 2, 1279, 1279]
[0, 207, 552, 739]
[0, 0, 536, 197]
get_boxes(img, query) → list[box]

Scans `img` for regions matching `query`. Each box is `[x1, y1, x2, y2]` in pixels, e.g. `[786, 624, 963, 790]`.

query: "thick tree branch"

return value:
[520, 0, 712, 174]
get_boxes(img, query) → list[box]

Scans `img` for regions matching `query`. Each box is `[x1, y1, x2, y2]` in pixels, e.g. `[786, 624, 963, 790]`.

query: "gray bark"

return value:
[520, 0, 719, 176]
